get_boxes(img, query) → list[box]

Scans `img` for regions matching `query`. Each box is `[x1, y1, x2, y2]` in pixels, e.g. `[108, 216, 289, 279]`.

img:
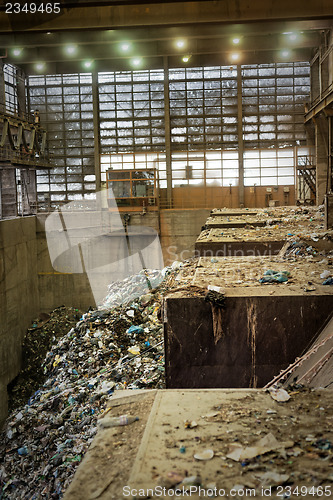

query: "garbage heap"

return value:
[0, 265, 181, 499]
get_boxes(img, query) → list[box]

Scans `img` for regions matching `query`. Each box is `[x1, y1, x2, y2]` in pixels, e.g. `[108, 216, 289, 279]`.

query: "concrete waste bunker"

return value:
[195, 226, 288, 256]
[210, 209, 259, 217]
[204, 216, 281, 228]
[164, 256, 333, 389]
[197, 209, 287, 256]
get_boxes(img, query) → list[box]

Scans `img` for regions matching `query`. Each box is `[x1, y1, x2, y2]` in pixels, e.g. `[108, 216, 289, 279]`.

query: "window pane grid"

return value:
[27, 62, 310, 207]
[28, 73, 94, 207]
[242, 62, 310, 149]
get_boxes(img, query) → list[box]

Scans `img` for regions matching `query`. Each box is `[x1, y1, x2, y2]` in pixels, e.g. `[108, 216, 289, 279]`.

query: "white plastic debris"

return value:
[194, 449, 214, 461]
[207, 285, 224, 293]
[268, 387, 290, 402]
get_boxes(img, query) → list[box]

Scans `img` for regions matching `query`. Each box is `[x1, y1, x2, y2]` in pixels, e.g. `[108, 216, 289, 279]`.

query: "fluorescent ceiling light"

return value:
[176, 39, 186, 49]
[66, 45, 77, 55]
[120, 42, 131, 52]
[131, 57, 142, 66]
[35, 62, 45, 71]
[231, 52, 240, 61]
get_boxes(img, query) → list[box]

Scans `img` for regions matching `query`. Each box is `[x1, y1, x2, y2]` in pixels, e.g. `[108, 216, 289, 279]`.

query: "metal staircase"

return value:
[297, 154, 316, 204]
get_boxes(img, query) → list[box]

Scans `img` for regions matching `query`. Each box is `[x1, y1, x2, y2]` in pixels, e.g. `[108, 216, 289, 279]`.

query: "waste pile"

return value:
[0, 265, 181, 499]
[281, 238, 320, 258]
[7, 307, 82, 413]
[100, 268, 165, 310]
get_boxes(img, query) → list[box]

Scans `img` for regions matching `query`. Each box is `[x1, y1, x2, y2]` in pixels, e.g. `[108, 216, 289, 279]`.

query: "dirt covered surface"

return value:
[7, 306, 82, 412]
[63, 391, 157, 500]
[125, 389, 333, 499]
[63, 388, 333, 499]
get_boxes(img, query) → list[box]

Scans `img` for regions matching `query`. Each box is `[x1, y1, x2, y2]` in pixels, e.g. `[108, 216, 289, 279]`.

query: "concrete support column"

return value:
[92, 71, 101, 194]
[17, 68, 26, 118]
[0, 62, 5, 114]
[328, 31, 333, 87]
[0, 167, 17, 218]
[163, 56, 172, 209]
[329, 116, 332, 194]
[237, 65, 244, 208]
[325, 193, 333, 229]
[320, 49, 330, 96]
[310, 56, 320, 104]
[315, 116, 328, 205]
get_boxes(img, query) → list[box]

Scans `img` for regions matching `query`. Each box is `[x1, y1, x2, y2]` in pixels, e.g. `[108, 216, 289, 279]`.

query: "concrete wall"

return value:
[160, 186, 296, 209]
[37, 209, 207, 301]
[0, 217, 39, 425]
[36, 214, 95, 312]
[160, 209, 211, 264]
[37, 211, 164, 311]
[123, 209, 215, 264]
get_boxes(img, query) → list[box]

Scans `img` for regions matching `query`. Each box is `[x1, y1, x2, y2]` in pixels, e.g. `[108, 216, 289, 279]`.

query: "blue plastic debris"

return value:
[17, 446, 28, 456]
[127, 325, 144, 335]
[259, 270, 290, 284]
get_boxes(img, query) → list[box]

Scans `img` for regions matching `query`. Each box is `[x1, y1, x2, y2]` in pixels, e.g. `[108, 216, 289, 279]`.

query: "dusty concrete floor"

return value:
[63, 391, 156, 500]
[63, 388, 333, 500]
[170, 256, 333, 297]
[196, 226, 305, 244]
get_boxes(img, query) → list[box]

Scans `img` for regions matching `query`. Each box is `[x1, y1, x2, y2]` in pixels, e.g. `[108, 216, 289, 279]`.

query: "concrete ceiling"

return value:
[0, 0, 332, 74]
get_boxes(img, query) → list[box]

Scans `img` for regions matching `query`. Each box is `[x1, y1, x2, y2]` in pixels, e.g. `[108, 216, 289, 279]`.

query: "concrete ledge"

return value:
[63, 388, 333, 500]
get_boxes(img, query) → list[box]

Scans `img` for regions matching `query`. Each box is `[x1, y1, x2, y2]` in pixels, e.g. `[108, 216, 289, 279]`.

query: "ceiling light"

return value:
[83, 60, 93, 68]
[230, 52, 240, 62]
[131, 57, 142, 67]
[285, 32, 300, 42]
[182, 55, 191, 63]
[281, 50, 290, 57]
[12, 48, 22, 56]
[46, 32, 52, 35]
[232, 37, 241, 44]
[65, 45, 77, 55]
[120, 42, 131, 52]
[35, 62, 45, 71]
[176, 39, 186, 49]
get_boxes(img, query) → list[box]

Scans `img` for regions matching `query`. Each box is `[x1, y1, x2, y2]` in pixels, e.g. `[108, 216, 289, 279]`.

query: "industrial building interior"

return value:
[0, 1, 333, 498]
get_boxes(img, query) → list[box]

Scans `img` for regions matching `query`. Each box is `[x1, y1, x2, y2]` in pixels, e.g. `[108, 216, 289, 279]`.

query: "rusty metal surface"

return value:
[164, 295, 333, 389]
